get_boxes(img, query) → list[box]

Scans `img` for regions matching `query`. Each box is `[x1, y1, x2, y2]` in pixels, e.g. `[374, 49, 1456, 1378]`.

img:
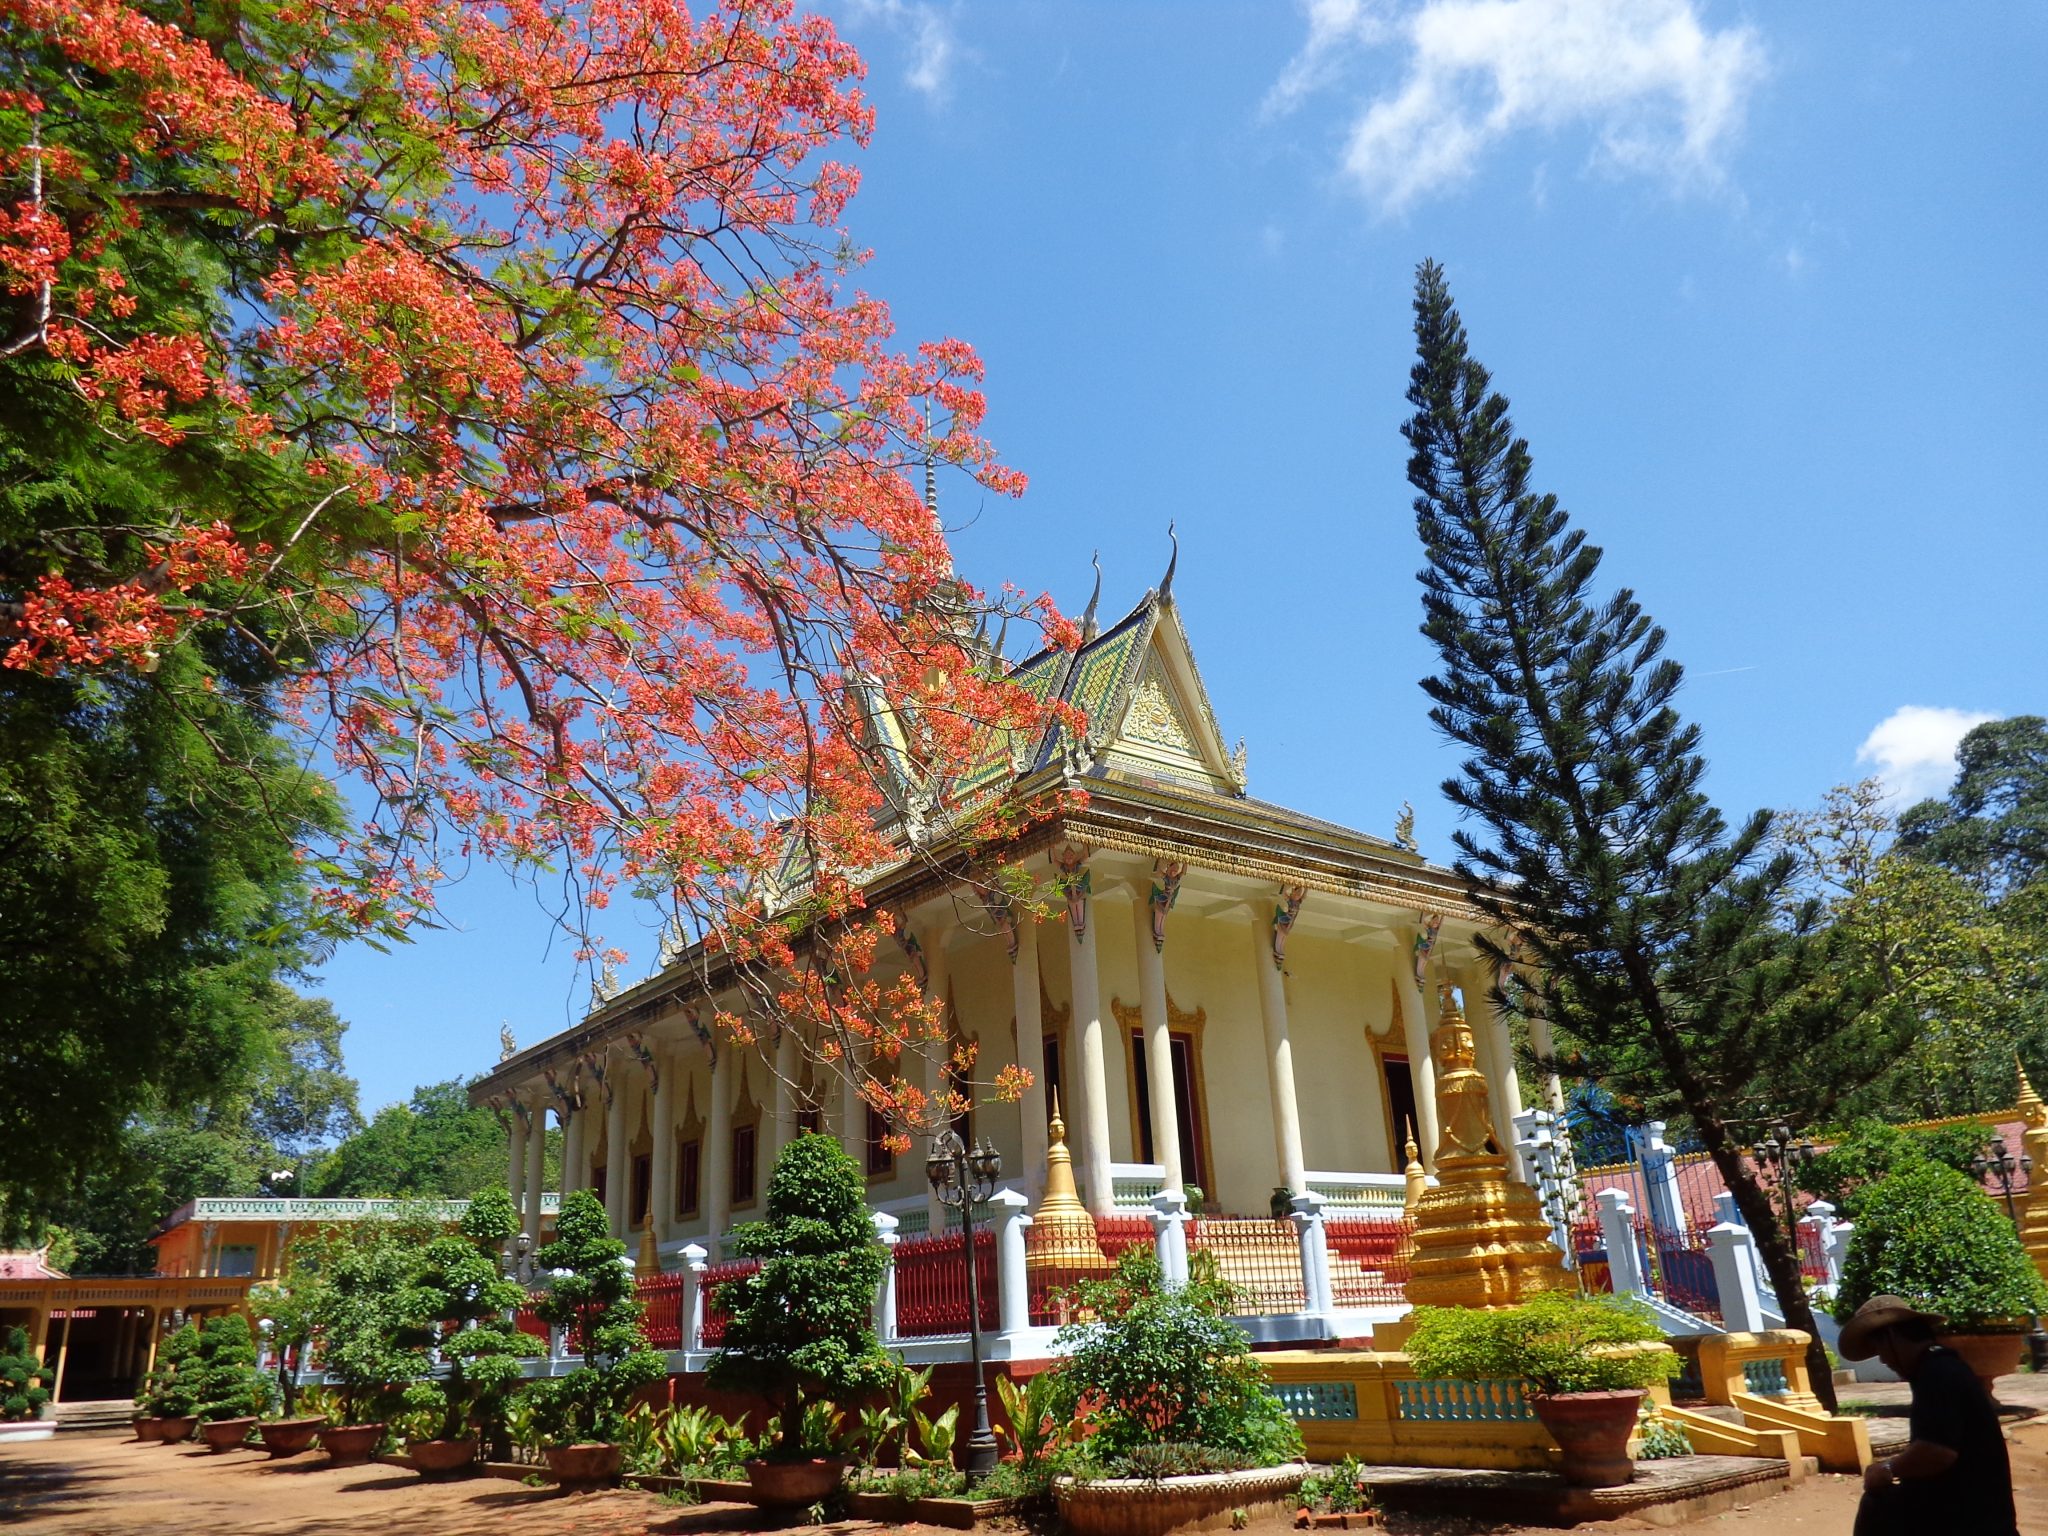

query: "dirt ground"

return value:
[6, 1419, 2048, 1536]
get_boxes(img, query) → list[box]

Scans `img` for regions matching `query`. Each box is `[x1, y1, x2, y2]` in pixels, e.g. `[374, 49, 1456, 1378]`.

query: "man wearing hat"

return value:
[1838, 1294, 2017, 1536]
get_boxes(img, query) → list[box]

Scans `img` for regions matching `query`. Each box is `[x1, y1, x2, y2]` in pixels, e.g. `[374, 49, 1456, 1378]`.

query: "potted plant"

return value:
[249, 1261, 328, 1457]
[527, 1188, 665, 1488]
[136, 1321, 202, 1444]
[309, 1211, 437, 1466]
[1406, 1293, 1679, 1488]
[394, 1186, 540, 1475]
[1043, 1250, 1308, 1536]
[1295, 1455, 1381, 1529]
[191, 1315, 270, 1451]
[0, 1327, 56, 1445]
[706, 1134, 889, 1508]
[1835, 1161, 2048, 1394]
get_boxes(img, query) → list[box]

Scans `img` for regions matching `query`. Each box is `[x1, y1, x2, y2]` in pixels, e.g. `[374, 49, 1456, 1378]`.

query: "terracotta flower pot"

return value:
[1938, 1329, 2027, 1399]
[157, 1416, 199, 1445]
[545, 1442, 623, 1489]
[318, 1422, 386, 1467]
[1530, 1390, 1644, 1489]
[132, 1416, 164, 1443]
[744, 1457, 845, 1507]
[1055, 1464, 1309, 1536]
[200, 1416, 258, 1452]
[409, 1437, 479, 1476]
[257, 1417, 327, 1458]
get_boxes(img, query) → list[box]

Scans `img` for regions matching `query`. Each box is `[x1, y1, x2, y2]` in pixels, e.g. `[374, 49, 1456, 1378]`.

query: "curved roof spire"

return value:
[1159, 519, 1179, 600]
[1080, 551, 1103, 642]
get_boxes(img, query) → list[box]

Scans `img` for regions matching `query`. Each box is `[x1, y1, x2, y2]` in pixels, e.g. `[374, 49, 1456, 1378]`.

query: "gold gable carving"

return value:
[1123, 656, 1194, 754]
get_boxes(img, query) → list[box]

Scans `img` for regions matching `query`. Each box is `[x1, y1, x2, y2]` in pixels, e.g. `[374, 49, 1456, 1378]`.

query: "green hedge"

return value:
[1834, 1161, 2047, 1330]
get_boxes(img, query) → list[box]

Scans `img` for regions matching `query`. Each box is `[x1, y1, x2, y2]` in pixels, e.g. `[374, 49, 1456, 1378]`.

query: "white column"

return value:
[507, 1104, 528, 1209]
[1639, 1121, 1688, 1235]
[1134, 899, 1183, 1194]
[1068, 877, 1115, 1217]
[873, 1210, 901, 1345]
[1251, 910, 1309, 1199]
[705, 1049, 733, 1256]
[562, 1100, 586, 1197]
[1289, 1191, 1333, 1321]
[1527, 1010, 1568, 1115]
[1707, 1220, 1768, 1333]
[1595, 1188, 1644, 1296]
[650, 1046, 678, 1244]
[524, 1096, 547, 1245]
[680, 1243, 709, 1352]
[604, 1055, 629, 1238]
[922, 927, 952, 1231]
[1150, 1188, 1191, 1291]
[770, 1026, 799, 1163]
[988, 1190, 1032, 1336]
[1011, 912, 1049, 1203]
[1400, 938, 1443, 1167]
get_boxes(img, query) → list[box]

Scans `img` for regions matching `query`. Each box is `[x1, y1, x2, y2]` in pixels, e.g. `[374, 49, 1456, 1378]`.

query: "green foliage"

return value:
[307, 1080, 533, 1200]
[848, 1463, 968, 1500]
[0, 1326, 53, 1423]
[393, 1184, 539, 1444]
[1834, 1162, 2048, 1330]
[1405, 1294, 1679, 1396]
[305, 1211, 441, 1426]
[647, 1402, 751, 1477]
[1103, 1442, 1255, 1480]
[1634, 1408, 1694, 1460]
[526, 1189, 664, 1446]
[904, 1403, 958, 1468]
[1298, 1455, 1373, 1513]
[707, 1135, 891, 1454]
[190, 1314, 269, 1423]
[136, 1321, 202, 1419]
[1046, 1249, 1302, 1470]
[1794, 1118, 1991, 1220]
[1898, 717, 2048, 898]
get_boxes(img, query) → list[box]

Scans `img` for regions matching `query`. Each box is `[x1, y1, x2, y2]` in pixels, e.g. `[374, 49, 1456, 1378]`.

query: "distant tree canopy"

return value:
[1898, 716, 2048, 898]
[306, 1079, 555, 1201]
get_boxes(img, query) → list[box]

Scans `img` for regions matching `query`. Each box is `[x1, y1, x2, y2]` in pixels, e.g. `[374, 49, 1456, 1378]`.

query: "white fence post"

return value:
[1825, 1216, 1854, 1287]
[988, 1190, 1033, 1336]
[679, 1242, 709, 1353]
[1639, 1121, 1689, 1235]
[1289, 1191, 1333, 1319]
[1706, 1220, 1768, 1333]
[871, 1210, 901, 1346]
[1150, 1188, 1191, 1291]
[1594, 1188, 1644, 1296]
[1512, 1108, 1574, 1260]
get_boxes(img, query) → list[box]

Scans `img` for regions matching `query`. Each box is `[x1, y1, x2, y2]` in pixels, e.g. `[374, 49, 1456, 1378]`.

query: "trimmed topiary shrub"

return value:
[1045, 1248, 1304, 1475]
[137, 1321, 201, 1419]
[707, 1133, 891, 1459]
[1406, 1293, 1679, 1396]
[1834, 1161, 2048, 1331]
[191, 1314, 269, 1422]
[395, 1185, 540, 1449]
[309, 1210, 440, 1428]
[527, 1188, 664, 1447]
[1, 1327, 53, 1422]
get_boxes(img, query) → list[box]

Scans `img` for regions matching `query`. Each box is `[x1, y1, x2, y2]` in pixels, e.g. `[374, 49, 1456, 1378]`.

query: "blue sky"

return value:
[314, 1, 2047, 1117]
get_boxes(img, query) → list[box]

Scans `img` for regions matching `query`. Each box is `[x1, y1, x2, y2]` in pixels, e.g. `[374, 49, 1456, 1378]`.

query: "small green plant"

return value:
[1105, 1442, 1251, 1480]
[904, 1403, 958, 1467]
[1298, 1455, 1372, 1512]
[1405, 1293, 1679, 1396]
[190, 1314, 269, 1423]
[1835, 1161, 2048, 1331]
[0, 1327, 53, 1423]
[855, 1403, 902, 1468]
[849, 1463, 968, 1500]
[1634, 1408, 1694, 1460]
[706, 1136, 890, 1460]
[993, 1371, 1058, 1467]
[136, 1322, 201, 1419]
[651, 1402, 750, 1475]
[527, 1189, 666, 1446]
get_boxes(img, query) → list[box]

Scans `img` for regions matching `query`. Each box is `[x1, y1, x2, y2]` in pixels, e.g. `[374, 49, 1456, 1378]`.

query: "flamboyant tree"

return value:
[2, 0, 1072, 1135]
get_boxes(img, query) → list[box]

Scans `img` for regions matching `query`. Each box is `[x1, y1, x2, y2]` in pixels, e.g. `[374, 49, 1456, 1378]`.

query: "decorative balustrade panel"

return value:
[1274, 1381, 1360, 1420]
[892, 1229, 999, 1337]
[636, 1270, 686, 1350]
[1186, 1219, 1306, 1315]
[1796, 1224, 1831, 1283]
[698, 1258, 761, 1348]
[1023, 1218, 1153, 1327]
[1324, 1217, 1412, 1306]
[1742, 1357, 1790, 1397]
[1642, 1221, 1722, 1324]
[1395, 1378, 1536, 1423]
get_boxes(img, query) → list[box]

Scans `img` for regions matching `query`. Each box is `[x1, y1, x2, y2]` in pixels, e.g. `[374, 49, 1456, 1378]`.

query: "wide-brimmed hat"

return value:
[1838, 1294, 1944, 1361]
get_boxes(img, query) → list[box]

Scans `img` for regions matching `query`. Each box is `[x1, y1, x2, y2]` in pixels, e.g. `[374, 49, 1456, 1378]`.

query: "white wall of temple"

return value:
[1284, 928, 1401, 1179]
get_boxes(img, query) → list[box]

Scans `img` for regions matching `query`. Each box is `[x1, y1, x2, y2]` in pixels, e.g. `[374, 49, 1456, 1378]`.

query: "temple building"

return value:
[471, 566, 1551, 1258]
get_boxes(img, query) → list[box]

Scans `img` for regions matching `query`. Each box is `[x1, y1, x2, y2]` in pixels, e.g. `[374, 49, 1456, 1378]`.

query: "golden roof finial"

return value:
[1404, 1120, 1423, 1174]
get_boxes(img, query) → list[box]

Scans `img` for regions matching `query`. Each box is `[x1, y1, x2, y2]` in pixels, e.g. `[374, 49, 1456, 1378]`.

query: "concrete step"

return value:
[54, 1400, 135, 1432]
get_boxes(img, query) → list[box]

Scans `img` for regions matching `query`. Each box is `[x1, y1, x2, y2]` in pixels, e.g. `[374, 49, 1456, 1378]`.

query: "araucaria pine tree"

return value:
[1399, 260, 1836, 1406]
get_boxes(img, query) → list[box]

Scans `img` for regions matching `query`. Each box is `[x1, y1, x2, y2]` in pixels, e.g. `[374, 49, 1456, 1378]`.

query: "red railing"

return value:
[698, 1258, 760, 1347]
[636, 1269, 686, 1350]
[1797, 1222, 1830, 1283]
[1187, 1218, 1305, 1315]
[1642, 1220, 1722, 1325]
[1325, 1217, 1411, 1306]
[513, 1306, 549, 1344]
[1022, 1217, 1153, 1327]
[893, 1229, 999, 1337]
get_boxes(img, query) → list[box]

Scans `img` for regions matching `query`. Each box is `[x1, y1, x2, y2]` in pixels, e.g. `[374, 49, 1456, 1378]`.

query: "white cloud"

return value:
[1857, 705, 1999, 807]
[846, 0, 958, 102]
[1268, 0, 1765, 215]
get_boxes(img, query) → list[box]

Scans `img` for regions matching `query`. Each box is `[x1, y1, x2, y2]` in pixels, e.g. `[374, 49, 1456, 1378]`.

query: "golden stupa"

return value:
[2014, 1056, 2048, 1286]
[638, 1211, 661, 1274]
[1026, 1093, 1113, 1278]
[1402, 984, 1574, 1309]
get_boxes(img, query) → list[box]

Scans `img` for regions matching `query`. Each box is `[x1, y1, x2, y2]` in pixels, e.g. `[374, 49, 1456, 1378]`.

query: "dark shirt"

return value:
[1901, 1345, 2017, 1536]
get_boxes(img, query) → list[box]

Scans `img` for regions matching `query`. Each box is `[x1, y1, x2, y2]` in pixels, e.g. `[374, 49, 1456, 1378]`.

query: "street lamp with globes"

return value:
[926, 1127, 1002, 1484]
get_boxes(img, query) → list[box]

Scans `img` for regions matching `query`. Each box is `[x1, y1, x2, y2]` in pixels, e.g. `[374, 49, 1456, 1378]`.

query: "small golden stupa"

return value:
[1401, 1121, 1428, 1216]
[1025, 1093, 1113, 1279]
[2013, 1056, 2048, 1286]
[638, 1212, 661, 1274]
[1402, 984, 1574, 1309]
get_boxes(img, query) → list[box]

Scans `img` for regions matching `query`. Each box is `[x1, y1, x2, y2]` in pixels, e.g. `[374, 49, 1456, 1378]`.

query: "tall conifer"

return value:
[1399, 260, 1835, 1405]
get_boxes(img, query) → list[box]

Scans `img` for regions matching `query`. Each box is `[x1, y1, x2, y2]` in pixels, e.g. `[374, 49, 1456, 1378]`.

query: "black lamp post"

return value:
[1971, 1135, 2048, 1372]
[1756, 1123, 1817, 1253]
[926, 1127, 1002, 1484]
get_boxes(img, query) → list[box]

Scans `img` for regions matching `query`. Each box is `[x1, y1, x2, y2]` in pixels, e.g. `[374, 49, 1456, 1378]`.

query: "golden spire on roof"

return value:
[1027, 1091, 1111, 1277]
[2016, 1052, 2045, 1129]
